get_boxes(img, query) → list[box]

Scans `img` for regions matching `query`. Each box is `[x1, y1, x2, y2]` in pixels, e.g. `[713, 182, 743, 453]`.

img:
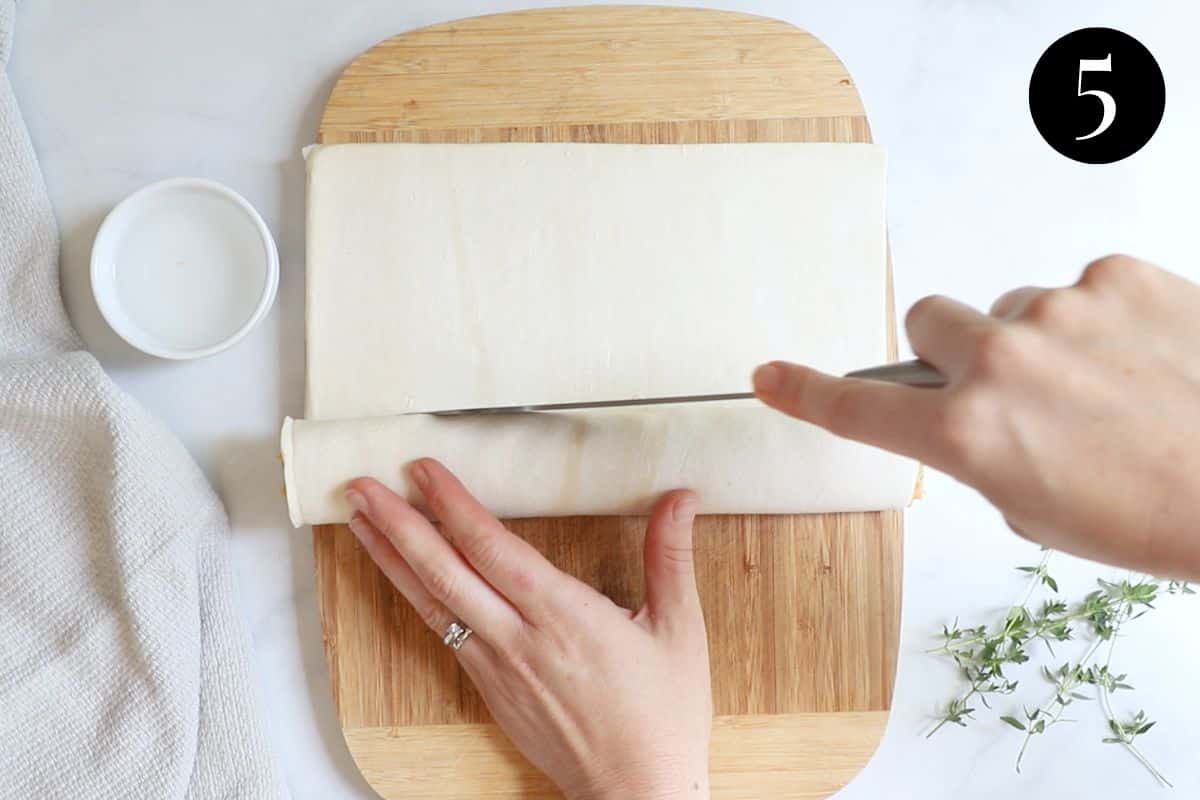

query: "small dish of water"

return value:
[91, 178, 279, 359]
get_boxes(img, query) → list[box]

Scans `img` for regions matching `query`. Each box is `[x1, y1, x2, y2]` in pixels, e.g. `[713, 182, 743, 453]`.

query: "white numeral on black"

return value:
[1075, 54, 1115, 141]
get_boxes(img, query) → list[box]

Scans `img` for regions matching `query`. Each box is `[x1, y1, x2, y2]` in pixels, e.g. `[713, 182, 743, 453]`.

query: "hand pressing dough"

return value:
[282, 405, 919, 527]
[287, 142, 919, 526]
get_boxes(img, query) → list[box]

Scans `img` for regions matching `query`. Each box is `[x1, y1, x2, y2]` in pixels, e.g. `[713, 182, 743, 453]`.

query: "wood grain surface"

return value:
[312, 6, 903, 797]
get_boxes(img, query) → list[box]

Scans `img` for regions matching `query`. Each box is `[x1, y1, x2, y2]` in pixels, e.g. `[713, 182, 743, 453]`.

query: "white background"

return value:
[11, 1, 1200, 797]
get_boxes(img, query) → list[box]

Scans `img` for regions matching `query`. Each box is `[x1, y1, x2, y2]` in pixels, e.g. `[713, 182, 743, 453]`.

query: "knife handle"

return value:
[843, 358, 945, 388]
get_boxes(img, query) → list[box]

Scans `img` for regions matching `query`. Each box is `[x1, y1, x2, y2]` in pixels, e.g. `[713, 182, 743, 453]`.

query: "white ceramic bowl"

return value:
[91, 178, 279, 359]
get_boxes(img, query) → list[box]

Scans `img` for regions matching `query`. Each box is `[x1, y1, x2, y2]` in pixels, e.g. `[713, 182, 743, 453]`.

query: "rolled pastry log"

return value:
[281, 403, 919, 527]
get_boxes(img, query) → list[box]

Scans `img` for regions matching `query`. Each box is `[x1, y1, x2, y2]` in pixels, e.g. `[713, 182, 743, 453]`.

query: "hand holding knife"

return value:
[432, 359, 944, 415]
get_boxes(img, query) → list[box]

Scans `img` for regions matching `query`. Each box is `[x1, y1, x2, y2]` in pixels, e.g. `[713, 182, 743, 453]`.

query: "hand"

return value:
[753, 255, 1200, 580]
[344, 460, 712, 800]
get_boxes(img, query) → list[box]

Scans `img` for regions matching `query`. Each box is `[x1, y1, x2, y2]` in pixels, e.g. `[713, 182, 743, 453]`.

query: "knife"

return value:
[430, 358, 944, 416]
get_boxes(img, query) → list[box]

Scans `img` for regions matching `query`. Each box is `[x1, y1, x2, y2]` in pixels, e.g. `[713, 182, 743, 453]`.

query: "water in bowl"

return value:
[114, 187, 266, 351]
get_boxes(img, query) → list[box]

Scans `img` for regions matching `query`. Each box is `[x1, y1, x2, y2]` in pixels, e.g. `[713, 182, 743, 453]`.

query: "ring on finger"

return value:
[442, 620, 473, 651]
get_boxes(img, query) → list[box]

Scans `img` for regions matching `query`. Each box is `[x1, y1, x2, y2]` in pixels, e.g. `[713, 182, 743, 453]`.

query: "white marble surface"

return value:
[10, 1, 1200, 797]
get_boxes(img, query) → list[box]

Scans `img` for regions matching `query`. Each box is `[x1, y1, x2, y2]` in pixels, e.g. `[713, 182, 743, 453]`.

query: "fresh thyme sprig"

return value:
[1093, 599, 1174, 789]
[926, 551, 1070, 738]
[928, 552, 1193, 785]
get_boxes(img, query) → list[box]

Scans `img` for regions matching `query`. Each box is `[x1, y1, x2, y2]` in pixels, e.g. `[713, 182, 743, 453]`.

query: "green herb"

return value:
[928, 550, 1192, 787]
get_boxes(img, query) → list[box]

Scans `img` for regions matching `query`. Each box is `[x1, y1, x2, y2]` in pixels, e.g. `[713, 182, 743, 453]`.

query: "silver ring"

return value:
[442, 620, 472, 651]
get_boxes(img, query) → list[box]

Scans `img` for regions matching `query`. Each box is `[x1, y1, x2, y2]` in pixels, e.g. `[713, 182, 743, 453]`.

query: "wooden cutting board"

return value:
[312, 7, 903, 798]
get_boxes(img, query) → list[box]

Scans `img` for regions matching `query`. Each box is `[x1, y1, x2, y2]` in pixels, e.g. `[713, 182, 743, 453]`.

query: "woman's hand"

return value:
[344, 460, 711, 800]
[753, 255, 1200, 580]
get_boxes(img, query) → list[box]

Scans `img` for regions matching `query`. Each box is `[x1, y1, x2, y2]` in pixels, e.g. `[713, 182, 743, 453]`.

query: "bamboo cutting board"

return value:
[312, 7, 903, 798]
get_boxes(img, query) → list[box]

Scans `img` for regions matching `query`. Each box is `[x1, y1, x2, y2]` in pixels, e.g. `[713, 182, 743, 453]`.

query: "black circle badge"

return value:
[1029, 27, 1165, 164]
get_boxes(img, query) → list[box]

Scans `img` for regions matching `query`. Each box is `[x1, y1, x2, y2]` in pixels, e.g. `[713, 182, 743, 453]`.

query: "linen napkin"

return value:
[0, 3, 286, 797]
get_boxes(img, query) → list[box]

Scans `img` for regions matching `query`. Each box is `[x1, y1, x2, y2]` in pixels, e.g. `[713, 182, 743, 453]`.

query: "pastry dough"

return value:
[282, 406, 918, 527]
[305, 143, 892, 419]
[285, 142, 918, 527]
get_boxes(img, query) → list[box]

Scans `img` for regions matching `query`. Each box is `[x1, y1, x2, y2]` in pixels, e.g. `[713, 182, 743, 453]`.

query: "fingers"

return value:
[1003, 514, 1033, 541]
[753, 361, 940, 460]
[905, 294, 996, 378]
[410, 459, 579, 626]
[990, 286, 1047, 319]
[641, 490, 702, 627]
[345, 478, 521, 641]
[347, 511, 493, 668]
[994, 284, 1103, 342]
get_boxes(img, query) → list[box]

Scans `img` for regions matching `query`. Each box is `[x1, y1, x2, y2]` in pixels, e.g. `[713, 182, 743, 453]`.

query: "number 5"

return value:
[1076, 54, 1115, 141]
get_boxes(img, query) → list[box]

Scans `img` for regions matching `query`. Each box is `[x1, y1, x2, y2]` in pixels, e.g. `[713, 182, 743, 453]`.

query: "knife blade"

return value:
[428, 359, 943, 416]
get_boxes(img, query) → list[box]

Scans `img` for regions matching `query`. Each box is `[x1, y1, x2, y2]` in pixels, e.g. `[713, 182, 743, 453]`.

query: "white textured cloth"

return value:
[0, 4, 286, 798]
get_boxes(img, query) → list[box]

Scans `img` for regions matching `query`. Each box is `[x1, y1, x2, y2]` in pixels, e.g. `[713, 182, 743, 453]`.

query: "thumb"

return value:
[642, 490, 702, 626]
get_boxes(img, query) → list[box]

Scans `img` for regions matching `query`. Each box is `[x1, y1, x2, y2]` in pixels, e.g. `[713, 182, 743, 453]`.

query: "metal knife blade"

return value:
[428, 359, 943, 416]
[431, 392, 756, 416]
